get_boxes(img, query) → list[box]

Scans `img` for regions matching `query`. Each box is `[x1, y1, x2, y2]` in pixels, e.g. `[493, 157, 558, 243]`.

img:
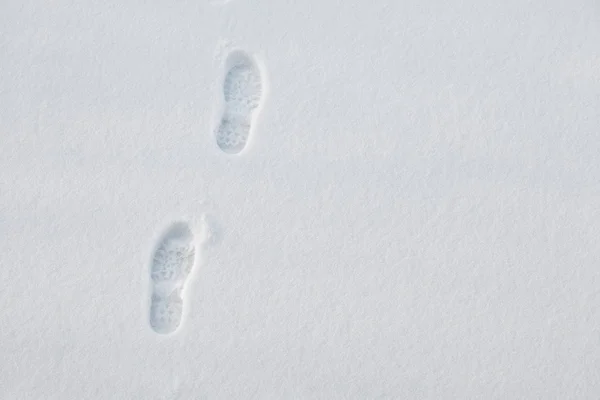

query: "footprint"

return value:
[149, 222, 196, 334]
[215, 50, 264, 154]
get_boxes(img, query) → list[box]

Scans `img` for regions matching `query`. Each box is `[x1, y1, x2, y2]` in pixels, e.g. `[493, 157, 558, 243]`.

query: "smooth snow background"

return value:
[1, 0, 600, 398]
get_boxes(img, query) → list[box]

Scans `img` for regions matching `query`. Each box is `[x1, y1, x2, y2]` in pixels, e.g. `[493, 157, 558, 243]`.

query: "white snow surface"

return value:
[2, 0, 600, 398]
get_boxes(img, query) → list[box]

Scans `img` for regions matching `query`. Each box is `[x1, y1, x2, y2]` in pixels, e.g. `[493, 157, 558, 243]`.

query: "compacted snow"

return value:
[1, 0, 600, 398]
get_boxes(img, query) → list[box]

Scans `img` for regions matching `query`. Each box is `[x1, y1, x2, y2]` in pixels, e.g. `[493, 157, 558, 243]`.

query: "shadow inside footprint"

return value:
[149, 222, 196, 334]
[215, 50, 264, 154]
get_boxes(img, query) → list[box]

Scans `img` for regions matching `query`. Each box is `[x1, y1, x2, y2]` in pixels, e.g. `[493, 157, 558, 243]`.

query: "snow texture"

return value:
[1, 0, 600, 398]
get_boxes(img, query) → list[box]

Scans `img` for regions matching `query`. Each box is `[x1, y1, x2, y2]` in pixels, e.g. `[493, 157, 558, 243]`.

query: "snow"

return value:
[1, 0, 600, 398]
